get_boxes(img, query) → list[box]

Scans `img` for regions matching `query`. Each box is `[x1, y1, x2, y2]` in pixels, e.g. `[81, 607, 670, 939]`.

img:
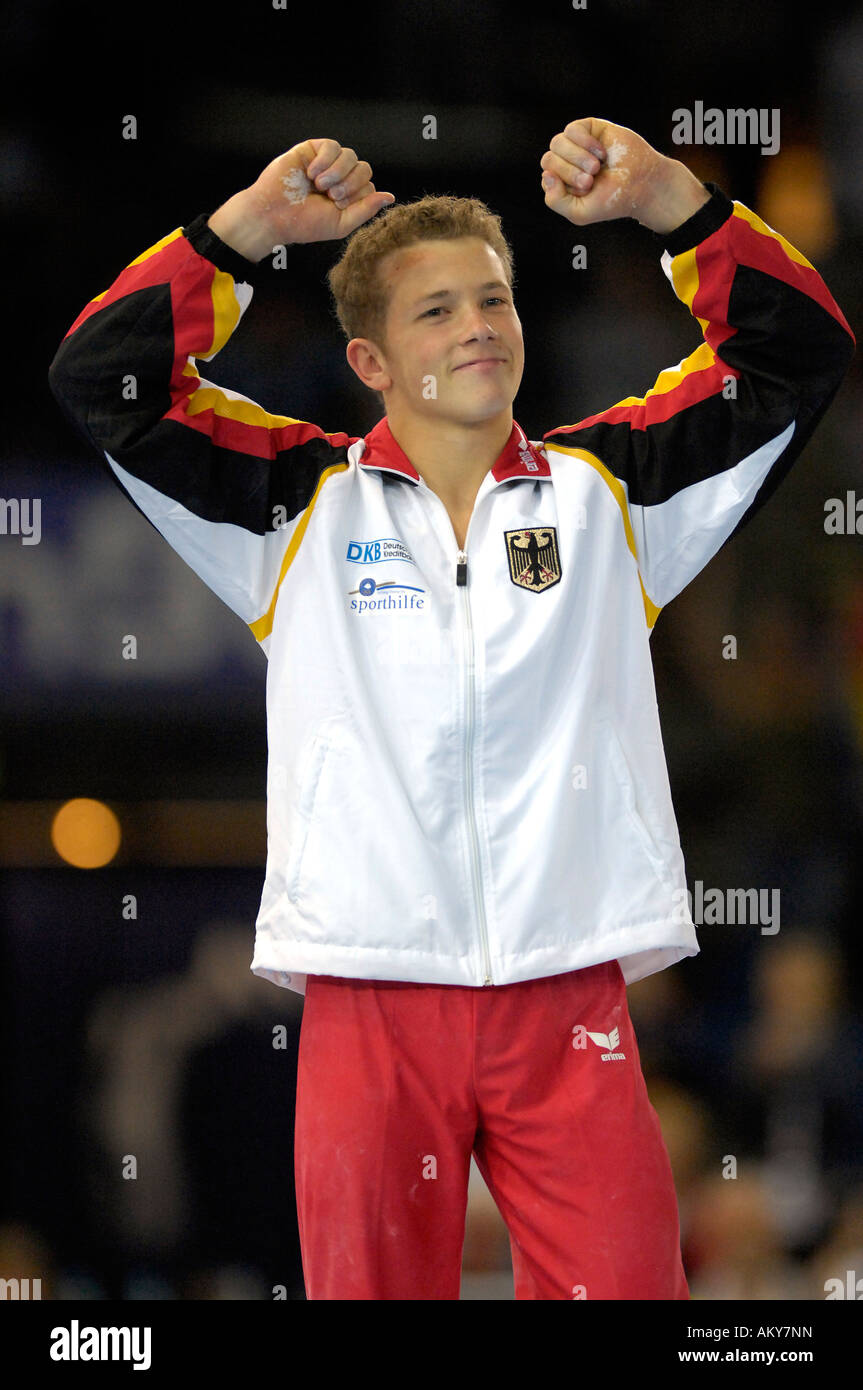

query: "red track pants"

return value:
[293, 958, 689, 1300]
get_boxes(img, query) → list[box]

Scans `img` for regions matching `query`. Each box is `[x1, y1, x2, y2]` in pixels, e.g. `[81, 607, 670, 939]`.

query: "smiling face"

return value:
[347, 235, 525, 427]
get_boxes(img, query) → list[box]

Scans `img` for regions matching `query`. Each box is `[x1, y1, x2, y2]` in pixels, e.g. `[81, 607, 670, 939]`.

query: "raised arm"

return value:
[539, 118, 855, 616]
[47, 140, 395, 636]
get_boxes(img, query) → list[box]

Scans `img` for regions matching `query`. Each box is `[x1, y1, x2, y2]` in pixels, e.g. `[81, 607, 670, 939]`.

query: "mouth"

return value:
[454, 358, 507, 372]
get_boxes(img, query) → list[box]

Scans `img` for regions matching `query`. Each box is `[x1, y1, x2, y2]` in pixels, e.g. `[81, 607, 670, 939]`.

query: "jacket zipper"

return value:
[456, 548, 493, 986]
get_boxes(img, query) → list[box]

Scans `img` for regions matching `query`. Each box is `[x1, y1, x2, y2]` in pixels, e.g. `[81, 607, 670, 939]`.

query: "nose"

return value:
[459, 305, 501, 342]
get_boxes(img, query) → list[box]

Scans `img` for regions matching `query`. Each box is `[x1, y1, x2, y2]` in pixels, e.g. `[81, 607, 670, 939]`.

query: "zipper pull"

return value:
[456, 550, 467, 586]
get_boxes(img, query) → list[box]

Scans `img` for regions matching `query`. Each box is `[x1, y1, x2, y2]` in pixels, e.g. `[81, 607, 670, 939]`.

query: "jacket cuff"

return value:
[182, 212, 262, 282]
[662, 182, 735, 256]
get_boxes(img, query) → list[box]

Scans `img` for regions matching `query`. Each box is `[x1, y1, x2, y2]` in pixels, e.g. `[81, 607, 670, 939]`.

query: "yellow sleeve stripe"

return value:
[729, 201, 815, 270]
[547, 442, 662, 631]
[85, 226, 187, 307]
[249, 462, 349, 643]
[584, 240, 712, 416]
[178, 266, 310, 430]
[203, 267, 243, 359]
[666, 243, 710, 335]
[666, 201, 815, 329]
[125, 225, 186, 269]
[179, 362, 352, 440]
[600, 340, 717, 412]
[182, 380, 306, 432]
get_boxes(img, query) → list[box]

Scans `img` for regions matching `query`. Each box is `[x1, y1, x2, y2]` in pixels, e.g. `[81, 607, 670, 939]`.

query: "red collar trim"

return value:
[358, 416, 550, 483]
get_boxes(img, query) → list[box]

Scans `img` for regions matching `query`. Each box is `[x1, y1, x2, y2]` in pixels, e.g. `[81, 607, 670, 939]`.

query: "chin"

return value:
[450, 401, 510, 426]
[449, 381, 514, 410]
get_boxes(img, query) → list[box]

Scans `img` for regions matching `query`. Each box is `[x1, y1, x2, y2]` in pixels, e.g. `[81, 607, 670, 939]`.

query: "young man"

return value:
[49, 119, 854, 1301]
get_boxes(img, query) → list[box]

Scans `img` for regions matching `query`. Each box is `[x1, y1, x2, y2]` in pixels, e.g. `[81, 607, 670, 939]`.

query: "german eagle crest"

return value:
[504, 527, 562, 592]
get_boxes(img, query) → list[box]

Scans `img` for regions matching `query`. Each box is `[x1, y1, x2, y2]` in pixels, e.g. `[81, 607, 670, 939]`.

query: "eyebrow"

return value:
[412, 280, 510, 308]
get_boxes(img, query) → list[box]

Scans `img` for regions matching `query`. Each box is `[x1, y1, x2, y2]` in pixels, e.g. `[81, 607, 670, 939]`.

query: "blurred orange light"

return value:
[757, 144, 837, 261]
[51, 798, 121, 868]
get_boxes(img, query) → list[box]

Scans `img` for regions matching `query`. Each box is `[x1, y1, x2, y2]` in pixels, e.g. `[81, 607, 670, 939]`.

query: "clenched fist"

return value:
[540, 118, 709, 234]
[208, 139, 396, 261]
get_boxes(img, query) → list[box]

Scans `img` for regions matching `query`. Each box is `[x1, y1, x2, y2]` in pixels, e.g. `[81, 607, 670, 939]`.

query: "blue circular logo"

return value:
[359, 577, 376, 596]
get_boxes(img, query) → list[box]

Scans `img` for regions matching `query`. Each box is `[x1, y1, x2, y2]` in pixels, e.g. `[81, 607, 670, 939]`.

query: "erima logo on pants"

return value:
[572, 1024, 627, 1061]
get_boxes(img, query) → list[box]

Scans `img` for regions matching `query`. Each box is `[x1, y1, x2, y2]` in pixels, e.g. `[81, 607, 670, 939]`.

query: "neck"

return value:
[385, 407, 514, 508]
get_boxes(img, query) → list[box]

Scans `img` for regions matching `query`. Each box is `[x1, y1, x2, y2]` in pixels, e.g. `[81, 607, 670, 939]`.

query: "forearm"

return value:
[635, 157, 711, 236]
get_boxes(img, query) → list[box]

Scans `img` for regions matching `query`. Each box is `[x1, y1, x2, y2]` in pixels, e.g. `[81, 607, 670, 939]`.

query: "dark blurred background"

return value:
[2, 0, 862, 1300]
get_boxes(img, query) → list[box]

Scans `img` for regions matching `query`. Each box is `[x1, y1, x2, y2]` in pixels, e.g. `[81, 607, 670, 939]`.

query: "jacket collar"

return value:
[357, 415, 550, 484]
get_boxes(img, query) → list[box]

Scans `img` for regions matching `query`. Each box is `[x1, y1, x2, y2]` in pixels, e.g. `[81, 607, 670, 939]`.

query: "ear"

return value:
[346, 337, 393, 394]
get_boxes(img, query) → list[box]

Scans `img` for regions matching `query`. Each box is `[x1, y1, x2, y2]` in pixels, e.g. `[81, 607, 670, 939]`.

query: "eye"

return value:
[421, 297, 508, 319]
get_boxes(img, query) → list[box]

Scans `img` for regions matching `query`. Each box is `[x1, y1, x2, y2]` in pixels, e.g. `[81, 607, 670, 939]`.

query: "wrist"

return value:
[207, 189, 282, 264]
[635, 156, 711, 236]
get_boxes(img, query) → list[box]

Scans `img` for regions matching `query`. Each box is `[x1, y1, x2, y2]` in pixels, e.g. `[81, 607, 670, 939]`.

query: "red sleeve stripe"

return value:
[559, 353, 735, 434]
[165, 388, 356, 459]
[61, 229, 190, 340]
[723, 204, 855, 335]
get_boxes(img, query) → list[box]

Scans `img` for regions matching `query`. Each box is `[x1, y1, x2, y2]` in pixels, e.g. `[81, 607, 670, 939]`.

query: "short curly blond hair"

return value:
[326, 193, 516, 406]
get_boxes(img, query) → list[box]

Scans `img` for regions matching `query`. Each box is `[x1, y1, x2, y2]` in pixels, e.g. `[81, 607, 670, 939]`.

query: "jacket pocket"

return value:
[285, 732, 333, 905]
[601, 718, 673, 888]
